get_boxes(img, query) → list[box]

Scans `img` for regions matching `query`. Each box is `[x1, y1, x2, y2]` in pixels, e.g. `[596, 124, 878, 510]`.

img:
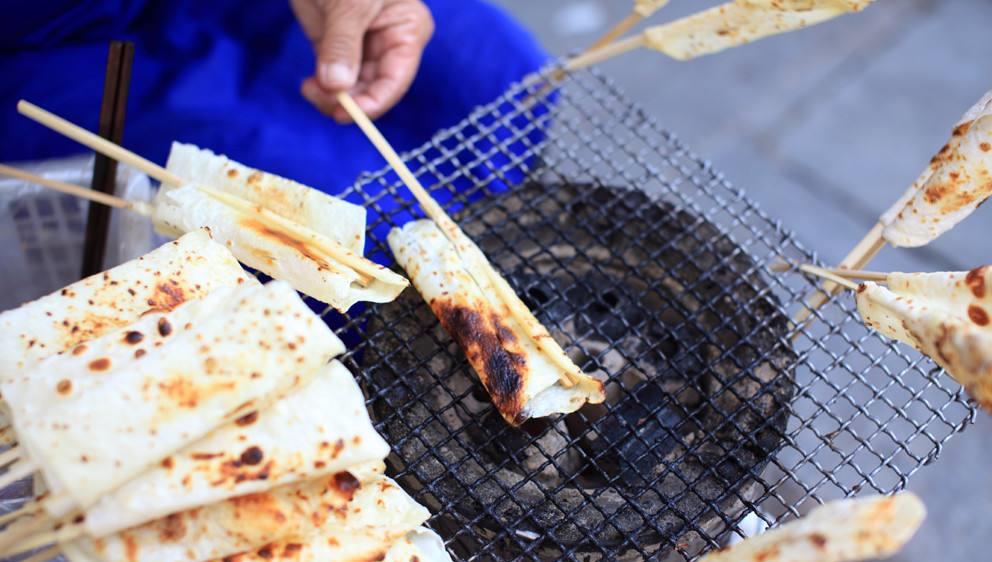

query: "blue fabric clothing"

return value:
[0, 0, 548, 198]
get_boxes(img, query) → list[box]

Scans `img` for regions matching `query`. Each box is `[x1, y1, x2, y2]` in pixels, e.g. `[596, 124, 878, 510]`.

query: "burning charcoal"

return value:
[365, 183, 795, 559]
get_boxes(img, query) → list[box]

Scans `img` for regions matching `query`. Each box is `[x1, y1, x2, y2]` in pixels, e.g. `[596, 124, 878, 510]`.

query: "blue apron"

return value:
[0, 0, 548, 198]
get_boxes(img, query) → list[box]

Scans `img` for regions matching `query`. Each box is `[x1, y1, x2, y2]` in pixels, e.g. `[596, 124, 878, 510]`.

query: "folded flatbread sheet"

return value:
[699, 492, 924, 562]
[0, 229, 248, 382]
[856, 267, 992, 412]
[880, 90, 992, 247]
[79, 360, 388, 537]
[644, 0, 873, 61]
[61, 468, 433, 562]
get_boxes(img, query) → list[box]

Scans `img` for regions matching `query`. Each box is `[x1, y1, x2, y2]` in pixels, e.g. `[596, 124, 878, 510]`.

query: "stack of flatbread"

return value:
[0, 230, 449, 562]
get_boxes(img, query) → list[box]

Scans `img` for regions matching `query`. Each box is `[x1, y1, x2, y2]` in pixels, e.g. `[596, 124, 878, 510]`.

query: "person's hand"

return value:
[291, 0, 434, 123]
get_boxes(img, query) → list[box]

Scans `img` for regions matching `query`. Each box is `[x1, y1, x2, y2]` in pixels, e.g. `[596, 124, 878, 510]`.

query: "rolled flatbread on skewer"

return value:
[164, 142, 367, 256]
[388, 220, 604, 425]
[879, 89, 992, 247]
[699, 493, 924, 562]
[855, 267, 992, 413]
[7, 281, 343, 519]
[78, 360, 389, 538]
[643, 0, 873, 61]
[154, 184, 407, 313]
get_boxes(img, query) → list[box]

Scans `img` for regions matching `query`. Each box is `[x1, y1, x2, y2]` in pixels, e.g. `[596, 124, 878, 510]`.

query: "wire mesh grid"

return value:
[313, 65, 977, 561]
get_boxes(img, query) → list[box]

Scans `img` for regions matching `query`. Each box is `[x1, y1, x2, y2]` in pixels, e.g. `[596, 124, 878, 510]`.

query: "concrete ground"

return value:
[490, 0, 992, 560]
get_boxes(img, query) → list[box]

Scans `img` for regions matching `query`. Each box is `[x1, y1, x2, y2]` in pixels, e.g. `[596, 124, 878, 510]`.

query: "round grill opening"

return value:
[365, 182, 795, 559]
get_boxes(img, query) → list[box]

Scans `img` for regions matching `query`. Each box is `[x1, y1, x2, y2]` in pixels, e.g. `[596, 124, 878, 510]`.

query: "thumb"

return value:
[315, 0, 381, 91]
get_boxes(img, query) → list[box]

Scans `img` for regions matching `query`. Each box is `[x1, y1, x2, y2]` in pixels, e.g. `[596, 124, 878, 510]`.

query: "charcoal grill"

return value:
[321, 65, 975, 561]
[0, 64, 972, 562]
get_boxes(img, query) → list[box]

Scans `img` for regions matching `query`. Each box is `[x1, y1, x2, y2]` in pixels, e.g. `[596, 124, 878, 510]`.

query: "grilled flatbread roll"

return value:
[164, 142, 367, 257]
[0, 229, 248, 380]
[60, 464, 396, 562]
[388, 219, 604, 425]
[644, 0, 873, 60]
[79, 360, 389, 537]
[9, 281, 343, 519]
[153, 184, 407, 312]
[880, 89, 992, 247]
[699, 493, 924, 562]
[856, 267, 992, 412]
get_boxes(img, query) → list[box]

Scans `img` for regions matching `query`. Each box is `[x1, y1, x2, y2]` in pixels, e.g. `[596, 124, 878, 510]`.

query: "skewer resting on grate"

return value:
[797, 87, 992, 325]
[336, 92, 605, 425]
[800, 262, 992, 413]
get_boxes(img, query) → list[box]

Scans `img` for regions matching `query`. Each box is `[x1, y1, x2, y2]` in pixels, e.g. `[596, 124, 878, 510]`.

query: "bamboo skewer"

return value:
[336, 92, 583, 387]
[565, 35, 648, 72]
[19, 546, 59, 562]
[0, 508, 50, 553]
[2, 517, 83, 557]
[792, 224, 885, 327]
[0, 164, 152, 216]
[798, 264, 859, 291]
[813, 267, 888, 282]
[0, 460, 36, 491]
[0, 501, 40, 527]
[16, 101, 183, 187]
[17, 101, 382, 287]
[0, 447, 21, 470]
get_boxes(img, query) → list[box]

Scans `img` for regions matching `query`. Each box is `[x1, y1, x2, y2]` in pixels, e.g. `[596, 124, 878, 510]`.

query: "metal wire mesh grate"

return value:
[318, 64, 976, 561]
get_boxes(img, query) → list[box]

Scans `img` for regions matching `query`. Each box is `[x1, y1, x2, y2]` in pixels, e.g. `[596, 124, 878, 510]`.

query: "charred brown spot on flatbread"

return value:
[157, 317, 173, 337]
[432, 299, 527, 423]
[240, 218, 330, 271]
[808, 532, 828, 549]
[966, 266, 987, 298]
[148, 281, 186, 312]
[89, 357, 111, 371]
[56, 379, 72, 395]
[124, 330, 144, 344]
[332, 471, 361, 501]
[240, 446, 264, 466]
[235, 411, 259, 426]
[968, 304, 989, 326]
[157, 513, 186, 542]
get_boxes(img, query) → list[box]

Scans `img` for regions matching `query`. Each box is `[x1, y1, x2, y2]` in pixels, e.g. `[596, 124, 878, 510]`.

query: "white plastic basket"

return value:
[0, 155, 158, 311]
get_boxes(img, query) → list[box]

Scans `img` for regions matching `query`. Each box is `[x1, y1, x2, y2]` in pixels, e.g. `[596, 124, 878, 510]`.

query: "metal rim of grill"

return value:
[319, 64, 976, 561]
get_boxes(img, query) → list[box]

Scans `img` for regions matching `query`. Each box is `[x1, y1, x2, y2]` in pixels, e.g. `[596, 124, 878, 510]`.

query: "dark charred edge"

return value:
[431, 298, 528, 424]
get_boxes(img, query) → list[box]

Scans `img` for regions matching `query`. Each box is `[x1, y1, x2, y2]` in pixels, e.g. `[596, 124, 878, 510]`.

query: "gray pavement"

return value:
[491, 0, 992, 559]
